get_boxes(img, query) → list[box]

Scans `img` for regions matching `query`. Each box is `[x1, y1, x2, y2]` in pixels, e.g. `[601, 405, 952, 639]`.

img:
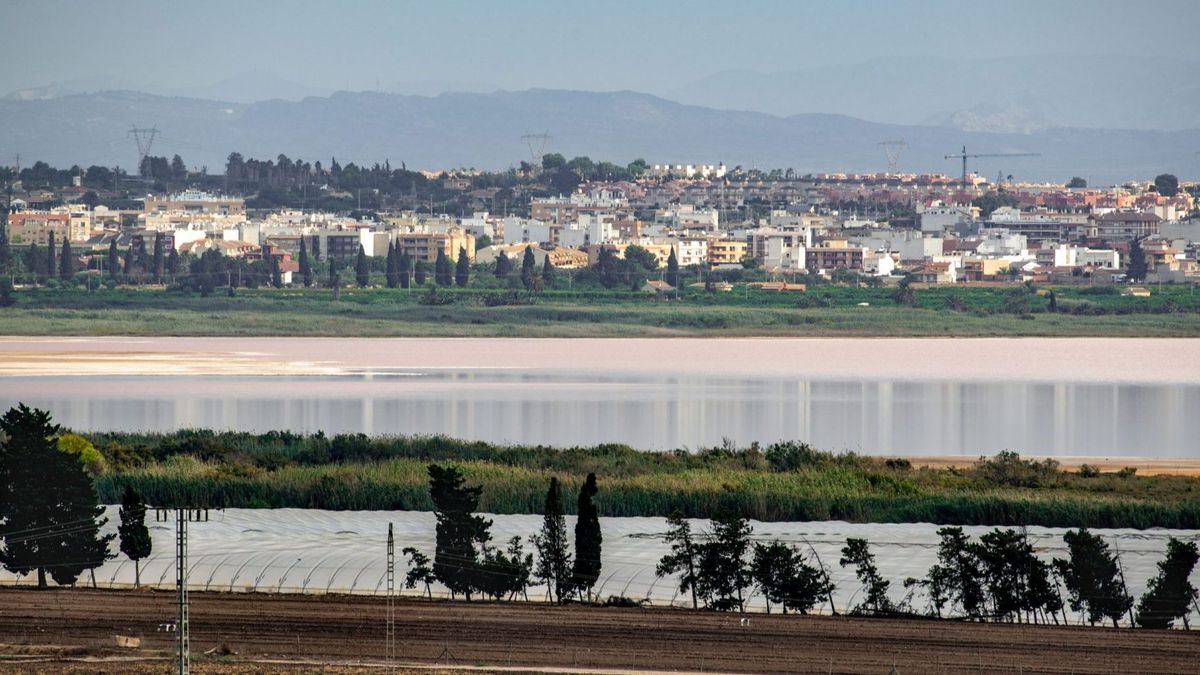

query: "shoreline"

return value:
[2, 335, 1199, 383]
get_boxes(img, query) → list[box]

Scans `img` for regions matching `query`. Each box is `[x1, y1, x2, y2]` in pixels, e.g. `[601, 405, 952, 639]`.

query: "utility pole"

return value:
[386, 523, 396, 669]
[172, 507, 208, 675]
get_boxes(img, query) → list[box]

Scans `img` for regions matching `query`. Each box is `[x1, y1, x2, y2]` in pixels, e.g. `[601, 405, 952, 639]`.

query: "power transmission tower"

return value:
[128, 124, 160, 177]
[877, 140, 908, 172]
[520, 132, 552, 169]
[386, 523, 396, 668]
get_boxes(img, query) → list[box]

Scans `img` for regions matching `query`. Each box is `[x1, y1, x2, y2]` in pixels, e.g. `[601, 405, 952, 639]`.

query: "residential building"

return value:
[144, 190, 245, 216]
[5, 211, 71, 245]
[805, 240, 866, 271]
[707, 239, 747, 266]
[1092, 211, 1161, 240]
[391, 226, 475, 263]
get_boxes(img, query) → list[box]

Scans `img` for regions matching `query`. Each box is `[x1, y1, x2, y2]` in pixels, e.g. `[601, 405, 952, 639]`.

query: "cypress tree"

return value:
[521, 245, 536, 290]
[46, 232, 57, 280]
[414, 259, 427, 286]
[533, 477, 572, 604]
[542, 255, 555, 286]
[59, 238, 74, 281]
[1127, 237, 1148, 282]
[106, 240, 119, 277]
[117, 485, 152, 588]
[270, 252, 282, 288]
[454, 246, 470, 287]
[434, 249, 451, 286]
[398, 252, 411, 289]
[122, 243, 134, 275]
[0, 215, 11, 272]
[494, 250, 511, 278]
[328, 256, 338, 288]
[385, 240, 398, 288]
[355, 245, 369, 287]
[152, 232, 164, 282]
[666, 248, 679, 287]
[310, 235, 321, 260]
[166, 247, 179, 278]
[0, 405, 113, 587]
[298, 236, 312, 287]
[571, 473, 602, 600]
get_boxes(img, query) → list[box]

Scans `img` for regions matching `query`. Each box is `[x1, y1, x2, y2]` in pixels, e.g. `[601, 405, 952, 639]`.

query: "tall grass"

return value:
[87, 432, 1200, 528]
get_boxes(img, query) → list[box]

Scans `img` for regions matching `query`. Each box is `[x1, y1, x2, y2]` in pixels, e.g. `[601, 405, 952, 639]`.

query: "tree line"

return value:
[2, 405, 1197, 630]
[399, 466, 603, 604]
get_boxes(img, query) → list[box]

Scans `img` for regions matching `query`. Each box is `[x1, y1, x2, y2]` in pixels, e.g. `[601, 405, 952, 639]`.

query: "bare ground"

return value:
[1, 588, 1198, 674]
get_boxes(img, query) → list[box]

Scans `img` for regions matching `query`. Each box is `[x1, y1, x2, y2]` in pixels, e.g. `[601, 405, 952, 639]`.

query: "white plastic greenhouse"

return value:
[1, 507, 1196, 626]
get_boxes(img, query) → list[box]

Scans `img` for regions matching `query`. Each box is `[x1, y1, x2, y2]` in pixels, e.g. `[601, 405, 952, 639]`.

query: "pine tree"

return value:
[666, 248, 679, 287]
[152, 232, 164, 282]
[117, 485, 152, 588]
[46, 232, 57, 280]
[571, 473, 601, 600]
[402, 546, 436, 598]
[434, 249, 452, 286]
[1054, 528, 1132, 627]
[494, 250, 511, 278]
[1137, 538, 1199, 629]
[427, 464, 492, 600]
[107, 240, 119, 278]
[398, 252, 412, 289]
[751, 541, 831, 615]
[0, 405, 113, 587]
[541, 255, 555, 286]
[696, 513, 753, 611]
[656, 511, 700, 609]
[59, 238, 74, 281]
[533, 477, 572, 604]
[454, 246, 470, 287]
[355, 245, 369, 287]
[298, 237, 312, 287]
[520, 245, 536, 290]
[840, 537, 893, 616]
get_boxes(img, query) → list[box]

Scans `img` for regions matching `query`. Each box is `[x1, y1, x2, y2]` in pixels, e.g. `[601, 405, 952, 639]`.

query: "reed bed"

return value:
[86, 431, 1200, 528]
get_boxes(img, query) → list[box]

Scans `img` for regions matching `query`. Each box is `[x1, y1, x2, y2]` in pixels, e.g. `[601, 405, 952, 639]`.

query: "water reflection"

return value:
[5, 371, 1198, 456]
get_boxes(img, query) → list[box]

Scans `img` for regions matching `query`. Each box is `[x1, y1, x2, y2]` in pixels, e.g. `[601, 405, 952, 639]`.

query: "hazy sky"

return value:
[5, 0, 1199, 95]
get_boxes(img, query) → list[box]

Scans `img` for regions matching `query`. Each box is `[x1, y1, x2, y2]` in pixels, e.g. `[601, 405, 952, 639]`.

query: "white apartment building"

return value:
[919, 202, 975, 233]
[502, 217, 553, 245]
[645, 163, 727, 180]
[673, 238, 708, 267]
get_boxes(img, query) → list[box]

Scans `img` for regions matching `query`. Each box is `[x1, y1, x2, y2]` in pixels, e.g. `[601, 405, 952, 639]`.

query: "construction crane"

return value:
[944, 145, 1039, 184]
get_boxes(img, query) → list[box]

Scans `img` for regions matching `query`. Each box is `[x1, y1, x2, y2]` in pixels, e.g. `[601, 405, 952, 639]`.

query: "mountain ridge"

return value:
[1, 88, 1196, 184]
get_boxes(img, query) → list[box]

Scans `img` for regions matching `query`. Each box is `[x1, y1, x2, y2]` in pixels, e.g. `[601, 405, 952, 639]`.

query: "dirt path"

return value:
[1, 588, 1197, 674]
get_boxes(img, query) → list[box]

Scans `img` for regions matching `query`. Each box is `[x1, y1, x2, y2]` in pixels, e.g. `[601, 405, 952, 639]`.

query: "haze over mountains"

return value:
[2, 55, 1199, 185]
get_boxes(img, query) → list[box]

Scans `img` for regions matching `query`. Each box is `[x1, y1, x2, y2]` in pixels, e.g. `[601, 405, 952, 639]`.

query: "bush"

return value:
[1077, 464, 1101, 478]
[58, 433, 106, 475]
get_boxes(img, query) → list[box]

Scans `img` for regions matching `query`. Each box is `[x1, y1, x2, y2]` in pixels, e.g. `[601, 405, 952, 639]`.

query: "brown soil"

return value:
[1, 588, 1197, 674]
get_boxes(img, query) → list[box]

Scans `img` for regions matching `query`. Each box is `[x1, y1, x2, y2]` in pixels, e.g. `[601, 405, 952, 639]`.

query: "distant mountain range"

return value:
[1, 88, 1196, 184]
[667, 54, 1200, 132]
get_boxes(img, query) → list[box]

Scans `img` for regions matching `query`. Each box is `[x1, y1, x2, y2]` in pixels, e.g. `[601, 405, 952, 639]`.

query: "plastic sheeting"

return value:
[1, 507, 1197, 625]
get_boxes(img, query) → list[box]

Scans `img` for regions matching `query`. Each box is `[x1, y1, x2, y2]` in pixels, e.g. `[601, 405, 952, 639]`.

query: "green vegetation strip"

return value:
[3, 284, 1200, 336]
[86, 430, 1200, 529]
